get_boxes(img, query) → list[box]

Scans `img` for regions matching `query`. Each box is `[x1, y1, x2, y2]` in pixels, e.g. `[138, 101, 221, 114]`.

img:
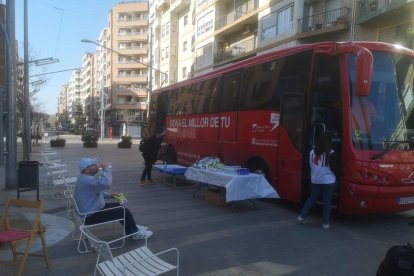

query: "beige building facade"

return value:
[58, 1, 149, 136]
[57, 0, 413, 135]
[105, 1, 149, 135]
[149, 0, 413, 86]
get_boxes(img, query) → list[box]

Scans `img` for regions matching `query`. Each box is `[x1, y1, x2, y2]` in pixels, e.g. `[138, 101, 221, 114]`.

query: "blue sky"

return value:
[16, 0, 127, 114]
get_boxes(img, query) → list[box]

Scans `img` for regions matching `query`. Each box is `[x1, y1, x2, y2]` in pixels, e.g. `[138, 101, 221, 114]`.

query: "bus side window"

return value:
[201, 77, 220, 114]
[167, 89, 179, 115]
[156, 94, 168, 131]
[240, 60, 282, 110]
[220, 72, 240, 112]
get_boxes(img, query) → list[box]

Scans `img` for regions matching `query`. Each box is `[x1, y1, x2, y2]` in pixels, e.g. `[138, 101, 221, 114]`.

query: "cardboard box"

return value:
[204, 189, 226, 206]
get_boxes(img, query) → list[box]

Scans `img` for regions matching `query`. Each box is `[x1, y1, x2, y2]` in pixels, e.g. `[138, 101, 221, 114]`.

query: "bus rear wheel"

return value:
[165, 144, 177, 164]
[246, 159, 271, 182]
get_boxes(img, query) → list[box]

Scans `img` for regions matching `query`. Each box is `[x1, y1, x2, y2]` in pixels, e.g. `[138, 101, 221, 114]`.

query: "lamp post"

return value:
[80, 39, 168, 121]
[5, 0, 17, 189]
[21, 57, 59, 161]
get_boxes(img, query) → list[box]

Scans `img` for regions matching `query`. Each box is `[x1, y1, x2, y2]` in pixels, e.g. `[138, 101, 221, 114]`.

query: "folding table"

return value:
[153, 164, 190, 189]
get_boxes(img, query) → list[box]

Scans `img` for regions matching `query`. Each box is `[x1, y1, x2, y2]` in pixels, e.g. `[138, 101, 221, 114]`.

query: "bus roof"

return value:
[153, 41, 414, 95]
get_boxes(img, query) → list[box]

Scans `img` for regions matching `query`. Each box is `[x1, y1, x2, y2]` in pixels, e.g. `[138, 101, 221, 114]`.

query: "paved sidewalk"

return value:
[1, 134, 414, 275]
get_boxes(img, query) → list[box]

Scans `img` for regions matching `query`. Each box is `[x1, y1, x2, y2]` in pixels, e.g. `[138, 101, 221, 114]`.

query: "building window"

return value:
[198, 0, 208, 6]
[195, 43, 213, 68]
[262, 11, 277, 40]
[184, 14, 188, 26]
[197, 11, 213, 37]
[278, 6, 293, 34]
[166, 21, 170, 35]
[182, 67, 187, 78]
[166, 46, 169, 58]
[183, 41, 188, 52]
[262, 5, 293, 40]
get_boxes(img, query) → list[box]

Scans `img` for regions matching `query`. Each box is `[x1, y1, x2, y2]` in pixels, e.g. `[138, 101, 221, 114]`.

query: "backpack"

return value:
[139, 139, 146, 152]
[376, 243, 414, 276]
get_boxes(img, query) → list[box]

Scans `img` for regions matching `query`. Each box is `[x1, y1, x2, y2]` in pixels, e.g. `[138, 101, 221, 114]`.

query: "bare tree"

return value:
[17, 67, 48, 158]
[118, 109, 137, 135]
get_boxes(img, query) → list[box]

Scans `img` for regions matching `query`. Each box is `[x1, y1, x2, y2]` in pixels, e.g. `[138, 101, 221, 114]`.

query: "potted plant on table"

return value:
[82, 129, 98, 148]
[118, 135, 132, 148]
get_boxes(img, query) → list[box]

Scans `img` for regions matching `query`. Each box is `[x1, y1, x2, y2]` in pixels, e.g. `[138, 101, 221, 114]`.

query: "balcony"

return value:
[297, 8, 350, 39]
[118, 46, 148, 55]
[156, 0, 169, 11]
[118, 16, 148, 22]
[117, 62, 148, 70]
[114, 87, 147, 97]
[114, 102, 147, 110]
[214, 36, 256, 64]
[118, 32, 148, 41]
[170, 0, 190, 13]
[215, 0, 259, 31]
[356, 0, 414, 25]
[117, 18, 148, 27]
[117, 73, 148, 80]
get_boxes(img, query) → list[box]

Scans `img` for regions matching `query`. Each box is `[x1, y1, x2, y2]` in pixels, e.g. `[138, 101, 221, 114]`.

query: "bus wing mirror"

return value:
[338, 45, 373, 97]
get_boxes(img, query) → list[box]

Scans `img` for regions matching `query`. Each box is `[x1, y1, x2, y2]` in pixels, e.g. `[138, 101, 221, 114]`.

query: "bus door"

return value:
[278, 93, 305, 202]
[308, 54, 342, 205]
[217, 71, 240, 162]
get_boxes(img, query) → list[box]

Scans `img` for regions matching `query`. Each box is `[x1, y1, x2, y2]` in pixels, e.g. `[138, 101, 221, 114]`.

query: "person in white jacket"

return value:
[297, 134, 338, 229]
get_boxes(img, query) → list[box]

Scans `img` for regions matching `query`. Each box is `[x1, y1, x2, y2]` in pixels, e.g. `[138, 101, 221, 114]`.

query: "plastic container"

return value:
[238, 168, 250, 175]
[222, 165, 240, 174]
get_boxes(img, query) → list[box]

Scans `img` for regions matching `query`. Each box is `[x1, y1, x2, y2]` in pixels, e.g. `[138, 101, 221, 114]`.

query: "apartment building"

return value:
[105, 1, 149, 136]
[149, 0, 193, 90]
[80, 52, 98, 128]
[96, 28, 109, 136]
[57, 84, 69, 128]
[66, 69, 82, 124]
[149, 0, 413, 86]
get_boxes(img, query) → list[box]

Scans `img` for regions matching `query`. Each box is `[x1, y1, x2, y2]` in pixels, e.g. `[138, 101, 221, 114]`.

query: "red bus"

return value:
[148, 41, 414, 214]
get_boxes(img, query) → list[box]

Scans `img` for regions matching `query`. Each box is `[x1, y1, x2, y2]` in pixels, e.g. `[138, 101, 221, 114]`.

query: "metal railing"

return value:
[214, 37, 256, 63]
[118, 16, 148, 22]
[118, 31, 148, 36]
[117, 73, 148, 78]
[298, 7, 350, 34]
[357, 0, 395, 17]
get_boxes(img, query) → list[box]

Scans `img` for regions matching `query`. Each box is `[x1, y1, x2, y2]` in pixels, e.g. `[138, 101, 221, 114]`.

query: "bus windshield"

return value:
[349, 51, 414, 151]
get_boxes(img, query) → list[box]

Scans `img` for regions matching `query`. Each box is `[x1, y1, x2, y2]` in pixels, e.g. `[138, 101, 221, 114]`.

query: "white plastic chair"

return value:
[80, 223, 179, 276]
[69, 194, 127, 253]
[41, 152, 67, 169]
[51, 172, 78, 198]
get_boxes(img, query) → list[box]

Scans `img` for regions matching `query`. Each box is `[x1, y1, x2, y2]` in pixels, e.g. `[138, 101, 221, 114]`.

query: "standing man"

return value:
[75, 157, 153, 239]
[140, 131, 163, 185]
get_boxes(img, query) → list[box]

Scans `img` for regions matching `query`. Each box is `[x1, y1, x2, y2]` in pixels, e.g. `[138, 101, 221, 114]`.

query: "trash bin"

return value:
[17, 161, 40, 200]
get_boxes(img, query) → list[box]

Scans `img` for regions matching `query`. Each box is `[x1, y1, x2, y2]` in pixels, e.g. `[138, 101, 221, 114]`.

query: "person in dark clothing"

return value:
[140, 131, 162, 185]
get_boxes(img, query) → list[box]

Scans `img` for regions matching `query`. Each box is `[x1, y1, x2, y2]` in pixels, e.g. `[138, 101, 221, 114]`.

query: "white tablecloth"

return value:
[185, 167, 279, 202]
